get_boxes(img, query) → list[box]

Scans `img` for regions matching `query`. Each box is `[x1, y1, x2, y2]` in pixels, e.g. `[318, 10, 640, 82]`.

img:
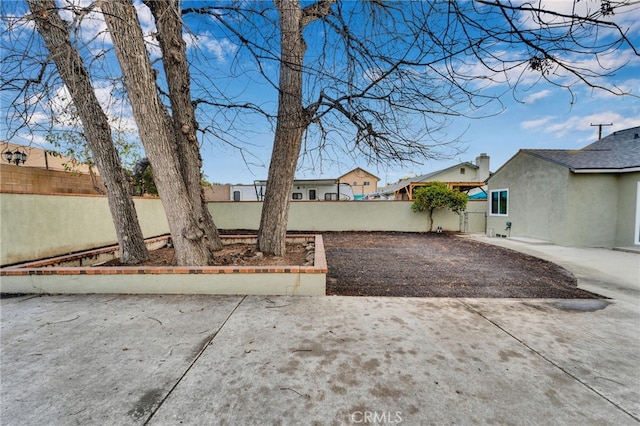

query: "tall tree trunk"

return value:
[28, 0, 148, 264]
[257, 0, 310, 256]
[144, 0, 222, 251]
[101, 0, 214, 266]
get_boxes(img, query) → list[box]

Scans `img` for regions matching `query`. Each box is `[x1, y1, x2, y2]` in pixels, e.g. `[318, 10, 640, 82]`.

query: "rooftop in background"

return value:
[375, 153, 490, 199]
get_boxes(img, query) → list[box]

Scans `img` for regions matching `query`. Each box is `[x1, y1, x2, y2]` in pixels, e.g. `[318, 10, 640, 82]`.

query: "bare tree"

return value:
[100, 0, 222, 266]
[187, 0, 638, 255]
[143, 0, 223, 254]
[6, 1, 637, 260]
[26, 0, 148, 264]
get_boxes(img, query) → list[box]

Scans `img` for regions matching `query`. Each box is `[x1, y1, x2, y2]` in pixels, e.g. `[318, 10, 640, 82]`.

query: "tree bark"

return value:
[101, 0, 214, 265]
[27, 0, 148, 264]
[257, 0, 311, 256]
[429, 208, 435, 233]
[144, 0, 223, 251]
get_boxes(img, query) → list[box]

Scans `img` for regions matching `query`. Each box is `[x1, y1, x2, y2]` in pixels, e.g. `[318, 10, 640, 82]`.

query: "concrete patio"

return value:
[1, 238, 639, 425]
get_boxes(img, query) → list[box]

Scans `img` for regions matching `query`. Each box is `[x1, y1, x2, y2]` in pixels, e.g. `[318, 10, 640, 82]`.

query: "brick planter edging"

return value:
[0, 235, 327, 296]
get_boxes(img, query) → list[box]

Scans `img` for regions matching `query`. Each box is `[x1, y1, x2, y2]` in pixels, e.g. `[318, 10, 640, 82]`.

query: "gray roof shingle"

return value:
[524, 126, 640, 171]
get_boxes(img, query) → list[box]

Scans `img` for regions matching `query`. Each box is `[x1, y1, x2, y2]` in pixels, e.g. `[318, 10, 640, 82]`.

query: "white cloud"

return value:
[25, 111, 52, 128]
[515, 0, 640, 32]
[520, 116, 553, 130]
[133, 0, 156, 35]
[15, 131, 48, 147]
[522, 89, 552, 104]
[523, 112, 639, 141]
[589, 77, 640, 100]
[184, 32, 237, 61]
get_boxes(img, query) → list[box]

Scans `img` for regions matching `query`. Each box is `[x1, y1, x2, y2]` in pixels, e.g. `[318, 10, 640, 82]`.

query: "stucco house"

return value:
[486, 126, 640, 248]
[337, 167, 380, 200]
[230, 179, 354, 201]
[228, 167, 378, 201]
[373, 153, 490, 200]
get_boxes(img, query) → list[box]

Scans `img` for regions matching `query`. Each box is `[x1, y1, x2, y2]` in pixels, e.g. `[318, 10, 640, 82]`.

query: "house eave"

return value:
[571, 167, 640, 174]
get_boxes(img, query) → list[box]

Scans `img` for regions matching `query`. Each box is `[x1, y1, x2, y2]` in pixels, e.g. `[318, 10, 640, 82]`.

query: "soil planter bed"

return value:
[0, 235, 327, 296]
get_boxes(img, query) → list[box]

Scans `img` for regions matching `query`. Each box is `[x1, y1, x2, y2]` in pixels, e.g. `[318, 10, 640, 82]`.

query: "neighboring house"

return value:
[486, 126, 640, 248]
[337, 167, 380, 200]
[230, 179, 354, 201]
[372, 153, 491, 200]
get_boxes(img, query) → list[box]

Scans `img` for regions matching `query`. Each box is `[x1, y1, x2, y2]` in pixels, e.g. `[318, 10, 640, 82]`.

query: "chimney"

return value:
[476, 153, 490, 182]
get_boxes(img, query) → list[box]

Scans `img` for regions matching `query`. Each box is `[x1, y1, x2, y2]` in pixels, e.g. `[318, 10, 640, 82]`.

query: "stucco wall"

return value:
[209, 200, 486, 233]
[1, 194, 485, 265]
[487, 152, 571, 243]
[0, 193, 168, 266]
[615, 173, 640, 246]
[566, 173, 620, 247]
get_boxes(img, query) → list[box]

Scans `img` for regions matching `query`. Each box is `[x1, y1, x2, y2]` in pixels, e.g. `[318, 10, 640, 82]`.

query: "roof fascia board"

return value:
[572, 167, 640, 174]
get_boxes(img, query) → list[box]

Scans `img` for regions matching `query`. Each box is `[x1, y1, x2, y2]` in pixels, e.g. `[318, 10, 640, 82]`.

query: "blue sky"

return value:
[1, 1, 639, 186]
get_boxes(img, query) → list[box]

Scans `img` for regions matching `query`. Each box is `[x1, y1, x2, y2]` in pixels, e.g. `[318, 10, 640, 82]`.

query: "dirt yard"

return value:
[103, 243, 310, 267]
[323, 232, 601, 299]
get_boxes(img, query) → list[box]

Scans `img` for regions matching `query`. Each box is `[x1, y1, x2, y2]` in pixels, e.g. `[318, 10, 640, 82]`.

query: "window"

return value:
[353, 181, 358, 186]
[460, 168, 466, 175]
[292, 193, 302, 200]
[325, 193, 338, 201]
[233, 191, 240, 201]
[490, 189, 508, 216]
[363, 181, 370, 186]
[309, 189, 316, 200]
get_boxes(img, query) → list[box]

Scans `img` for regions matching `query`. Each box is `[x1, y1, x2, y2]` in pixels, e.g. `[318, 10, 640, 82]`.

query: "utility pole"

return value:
[590, 122, 612, 140]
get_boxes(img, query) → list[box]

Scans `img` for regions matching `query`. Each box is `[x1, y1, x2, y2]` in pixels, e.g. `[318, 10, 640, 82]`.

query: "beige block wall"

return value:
[1, 163, 105, 195]
[203, 184, 231, 201]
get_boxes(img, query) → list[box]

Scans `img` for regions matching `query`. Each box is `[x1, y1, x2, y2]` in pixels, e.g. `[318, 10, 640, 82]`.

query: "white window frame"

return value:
[325, 193, 338, 201]
[490, 188, 509, 216]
